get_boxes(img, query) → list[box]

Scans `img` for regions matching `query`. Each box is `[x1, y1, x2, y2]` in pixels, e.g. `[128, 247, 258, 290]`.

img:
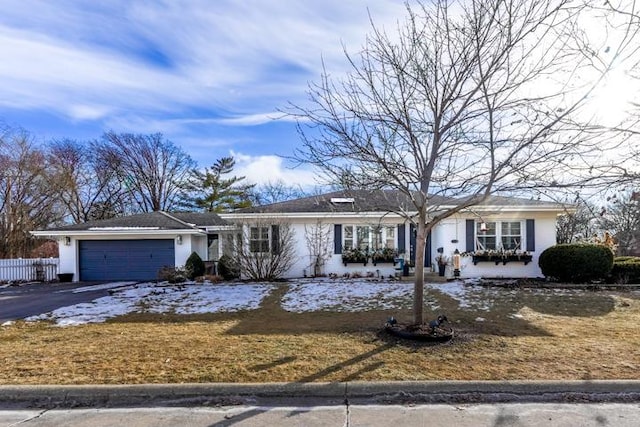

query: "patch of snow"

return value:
[2, 321, 14, 327]
[282, 279, 420, 312]
[432, 281, 515, 311]
[28, 282, 274, 326]
[475, 317, 486, 322]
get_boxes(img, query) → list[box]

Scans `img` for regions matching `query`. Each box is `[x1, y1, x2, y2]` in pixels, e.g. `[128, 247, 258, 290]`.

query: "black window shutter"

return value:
[466, 220, 475, 252]
[526, 219, 535, 252]
[397, 224, 406, 253]
[409, 224, 416, 263]
[271, 225, 280, 254]
[334, 224, 342, 254]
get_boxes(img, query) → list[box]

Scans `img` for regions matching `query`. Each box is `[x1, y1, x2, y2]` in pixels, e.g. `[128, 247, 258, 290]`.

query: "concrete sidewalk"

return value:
[1, 381, 639, 409]
[2, 403, 640, 426]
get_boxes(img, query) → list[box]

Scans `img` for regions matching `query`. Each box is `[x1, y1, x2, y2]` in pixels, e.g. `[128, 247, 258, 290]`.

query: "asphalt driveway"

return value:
[0, 282, 122, 324]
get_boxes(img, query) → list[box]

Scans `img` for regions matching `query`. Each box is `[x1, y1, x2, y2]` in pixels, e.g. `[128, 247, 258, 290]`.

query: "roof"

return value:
[236, 190, 455, 214]
[234, 190, 568, 214]
[38, 211, 229, 232]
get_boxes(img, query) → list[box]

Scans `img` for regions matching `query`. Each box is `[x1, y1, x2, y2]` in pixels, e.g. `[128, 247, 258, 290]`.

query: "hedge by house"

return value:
[538, 244, 614, 283]
[217, 255, 240, 280]
[185, 252, 205, 280]
[610, 256, 640, 284]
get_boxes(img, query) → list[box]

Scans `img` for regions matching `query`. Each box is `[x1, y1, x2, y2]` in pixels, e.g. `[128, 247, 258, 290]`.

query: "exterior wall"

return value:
[454, 212, 557, 279]
[279, 219, 408, 279]
[250, 211, 559, 280]
[57, 237, 77, 278]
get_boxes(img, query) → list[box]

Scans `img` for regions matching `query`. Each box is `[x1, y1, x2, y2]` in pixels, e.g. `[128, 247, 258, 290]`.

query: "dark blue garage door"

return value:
[79, 240, 175, 281]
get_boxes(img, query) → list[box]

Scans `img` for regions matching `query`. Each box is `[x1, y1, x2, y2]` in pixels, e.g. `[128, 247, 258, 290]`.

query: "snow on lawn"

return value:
[25, 278, 574, 326]
[281, 278, 512, 313]
[27, 282, 274, 326]
[282, 279, 417, 312]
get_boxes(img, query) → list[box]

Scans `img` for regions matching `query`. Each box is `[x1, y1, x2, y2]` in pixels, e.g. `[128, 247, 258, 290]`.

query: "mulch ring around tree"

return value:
[384, 322, 454, 343]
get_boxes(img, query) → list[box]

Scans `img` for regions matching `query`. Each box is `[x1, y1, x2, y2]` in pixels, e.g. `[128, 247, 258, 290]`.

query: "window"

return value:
[343, 225, 396, 251]
[356, 226, 370, 250]
[249, 226, 270, 253]
[501, 222, 521, 250]
[476, 221, 522, 251]
[476, 222, 496, 250]
[344, 226, 354, 250]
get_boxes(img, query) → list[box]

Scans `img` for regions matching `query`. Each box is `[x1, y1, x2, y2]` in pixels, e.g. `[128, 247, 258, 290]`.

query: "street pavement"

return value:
[1, 403, 640, 426]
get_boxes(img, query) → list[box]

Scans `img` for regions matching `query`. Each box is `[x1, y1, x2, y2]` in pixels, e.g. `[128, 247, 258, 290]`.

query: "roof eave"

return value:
[30, 229, 207, 237]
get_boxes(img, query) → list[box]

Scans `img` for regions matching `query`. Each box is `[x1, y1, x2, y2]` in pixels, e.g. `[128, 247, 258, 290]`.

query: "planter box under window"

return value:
[472, 254, 533, 266]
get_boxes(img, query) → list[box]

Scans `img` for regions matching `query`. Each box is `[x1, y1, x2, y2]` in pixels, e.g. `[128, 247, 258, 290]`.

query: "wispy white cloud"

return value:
[0, 0, 408, 167]
[231, 150, 323, 188]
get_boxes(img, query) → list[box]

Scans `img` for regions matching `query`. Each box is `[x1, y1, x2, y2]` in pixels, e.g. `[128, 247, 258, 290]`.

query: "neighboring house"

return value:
[220, 190, 570, 279]
[31, 190, 570, 282]
[31, 211, 232, 282]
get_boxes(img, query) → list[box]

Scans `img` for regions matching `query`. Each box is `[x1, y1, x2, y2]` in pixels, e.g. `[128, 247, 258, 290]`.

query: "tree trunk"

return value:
[413, 214, 427, 325]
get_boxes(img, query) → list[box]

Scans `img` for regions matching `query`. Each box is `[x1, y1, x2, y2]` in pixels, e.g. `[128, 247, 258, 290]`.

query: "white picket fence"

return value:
[0, 258, 60, 282]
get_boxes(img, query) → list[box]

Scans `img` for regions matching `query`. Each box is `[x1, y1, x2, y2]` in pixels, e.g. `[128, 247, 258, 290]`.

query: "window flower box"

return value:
[371, 248, 398, 266]
[342, 248, 368, 266]
[469, 251, 532, 265]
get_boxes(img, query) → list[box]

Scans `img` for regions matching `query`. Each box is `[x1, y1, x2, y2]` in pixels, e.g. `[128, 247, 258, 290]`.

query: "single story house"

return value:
[220, 190, 570, 280]
[31, 190, 570, 281]
[31, 211, 232, 282]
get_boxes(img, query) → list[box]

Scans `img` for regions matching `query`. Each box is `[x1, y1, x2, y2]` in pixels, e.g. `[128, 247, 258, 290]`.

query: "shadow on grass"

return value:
[296, 342, 395, 382]
[114, 281, 619, 339]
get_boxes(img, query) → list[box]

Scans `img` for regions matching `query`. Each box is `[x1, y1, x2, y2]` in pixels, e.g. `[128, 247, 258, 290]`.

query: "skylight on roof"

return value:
[330, 197, 355, 203]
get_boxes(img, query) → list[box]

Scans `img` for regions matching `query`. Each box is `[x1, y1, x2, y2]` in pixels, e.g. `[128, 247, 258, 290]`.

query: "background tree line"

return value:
[0, 124, 305, 258]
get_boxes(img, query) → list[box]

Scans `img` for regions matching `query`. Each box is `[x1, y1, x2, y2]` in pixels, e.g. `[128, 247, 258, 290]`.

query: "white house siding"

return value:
[258, 218, 407, 280]
[248, 210, 558, 280]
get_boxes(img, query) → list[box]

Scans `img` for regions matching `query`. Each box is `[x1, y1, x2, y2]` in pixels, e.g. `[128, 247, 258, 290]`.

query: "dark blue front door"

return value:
[409, 226, 432, 267]
[79, 240, 175, 281]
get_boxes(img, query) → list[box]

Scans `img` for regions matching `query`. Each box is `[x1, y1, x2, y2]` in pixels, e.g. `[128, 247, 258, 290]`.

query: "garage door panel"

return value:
[79, 240, 175, 281]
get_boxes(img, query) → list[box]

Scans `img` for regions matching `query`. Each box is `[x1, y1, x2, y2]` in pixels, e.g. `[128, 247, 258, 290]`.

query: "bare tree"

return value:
[230, 218, 297, 280]
[96, 132, 196, 212]
[600, 191, 640, 255]
[304, 220, 332, 276]
[250, 180, 307, 206]
[47, 139, 127, 223]
[0, 127, 60, 257]
[292, 0, 636, 324]
[556, 198, 601, 244]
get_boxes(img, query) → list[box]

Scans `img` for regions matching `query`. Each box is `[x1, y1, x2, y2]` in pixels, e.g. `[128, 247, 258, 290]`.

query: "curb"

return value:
[1, 381, 639, 408]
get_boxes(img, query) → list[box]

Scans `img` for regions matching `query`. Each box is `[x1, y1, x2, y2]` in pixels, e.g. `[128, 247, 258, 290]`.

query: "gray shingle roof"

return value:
[237, 190, 566, 214]
[42, 211, 228, 232]
[237, 190, 455, 213]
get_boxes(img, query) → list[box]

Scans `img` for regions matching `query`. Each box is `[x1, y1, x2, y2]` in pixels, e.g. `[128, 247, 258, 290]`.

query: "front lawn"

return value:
[1, 279, 639, 384]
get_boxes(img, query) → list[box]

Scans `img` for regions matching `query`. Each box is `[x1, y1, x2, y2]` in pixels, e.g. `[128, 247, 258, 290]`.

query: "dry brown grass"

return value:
[1, 283, 639, 384]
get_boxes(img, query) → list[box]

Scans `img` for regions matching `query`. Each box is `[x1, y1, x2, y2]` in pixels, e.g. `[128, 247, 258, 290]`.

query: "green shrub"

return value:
[538, 244, 614, 283]
[185, 252, 205, 280]
[217, 255, 240, 280]
[611, 257, 640, 284]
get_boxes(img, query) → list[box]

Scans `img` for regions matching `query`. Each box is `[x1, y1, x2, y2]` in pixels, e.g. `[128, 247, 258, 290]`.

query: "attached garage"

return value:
[79, 239, 175, 281]
[31, 211, 232, 282]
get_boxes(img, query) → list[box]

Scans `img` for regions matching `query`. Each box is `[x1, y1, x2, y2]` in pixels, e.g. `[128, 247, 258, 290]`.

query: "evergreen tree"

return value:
[189, 156, 254, 212]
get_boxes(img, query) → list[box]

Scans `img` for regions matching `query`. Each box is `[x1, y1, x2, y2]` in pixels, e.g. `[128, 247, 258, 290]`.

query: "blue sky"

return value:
[0, 0, 406, 186]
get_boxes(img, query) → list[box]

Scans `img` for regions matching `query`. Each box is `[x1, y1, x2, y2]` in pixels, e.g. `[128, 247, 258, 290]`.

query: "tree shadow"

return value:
[249, 356, 296, 372]
[112, 281, 621, 339]
[296, 342, 394, 383]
